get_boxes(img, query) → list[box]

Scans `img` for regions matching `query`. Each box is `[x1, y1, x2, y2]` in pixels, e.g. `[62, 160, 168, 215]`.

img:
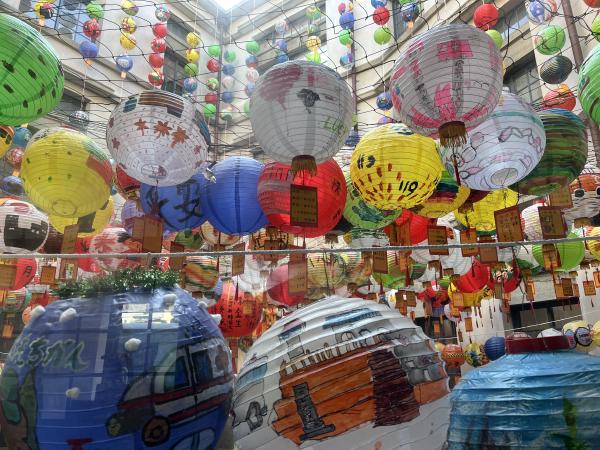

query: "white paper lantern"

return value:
[343, 228, 389, 248]
[250, 60, 354, 172]
[522, 202, 546, 241]
[389, 23, 503, 147]
[232, 296, 450, 450]
[411, 228, 472, 275]
[563, 165, 600, 224]
[439, 91, 546, 191]
[0, 199, 48, 253]
[106, 90, 210, 186]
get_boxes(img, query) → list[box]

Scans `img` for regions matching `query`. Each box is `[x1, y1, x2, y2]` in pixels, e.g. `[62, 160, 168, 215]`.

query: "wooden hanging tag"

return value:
[526, 279, 536, 301]
[542, 244, 560, 271]
[494, 206, 524, 243]
[583, 280, 596, 296]
[452, 292, 464, 308]
[451, 304, 461, 317]
[594, 270, 600, 288]
[493, 282, 503, 300]
[40, 265, 57, 286]
[406, 291, 417, 307]
[178, 270, 186, 288]
[478, 235, 498, 264]
[427, 225, 449, 255]
[433, 321, 441, 337]
[572, 282, 580, 297]
[423, 281, 432, 289]
[538, 206, 567, 239]
[366, 292, 378, 301]
[561, 278, 574, 297]
[61, 224, 79, 254]
[397, 301, 408, 316]
[548, 185, 573, 208]
[554, 281, 565, 299]
[132, 217, 145, 242]
[386, 222, 401, 246]
[0, 265, 17, 289]
[460, 228, 478, 257]
[395, 290, 405, 303]
[574, 217, 593, 228]
[263, 239, 281, 262]
[290, 184, 318, 227]
[142, 216, 163, 253]
[397, 252, 409, 272]
[372, 250, 388, 274]
[428, 260, 442, 274]
[288, 251, 308, 295]
[409, 310, 416, 321]
[464, 317, 473, 332]
[231, 243, 246, 276]
[168, 242, 185, 271]
[58, 259, 78, 281]
[423, 301, 433, 317]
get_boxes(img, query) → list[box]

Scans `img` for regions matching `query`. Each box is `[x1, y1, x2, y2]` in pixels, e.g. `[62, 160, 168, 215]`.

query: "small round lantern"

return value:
[442, 343, 466, 368]
[106, 90, 210, 186]
[522, 202, 547, 241]
[540, 55, 573, 84]
[49, 197, 113, 237]
[343, 172, 400, 229]
[182, 256, 218, 293]
[0, 258, 36, 290]
[0, 126, 14, 158]
[389, 23, 503, 147]
[542, 84, 576, 111]
[410, 169, 470, 218]
[200, 221, 240, 248]
[350, 123, 443, 210]
[563, 320, 593, 352]
[464, 342, 488, 367]
[455, 260, 490, 293]
[199, 157, 267, 235]
[454, 188, 518, 234]
[267, 264, 304, 307]
[250, 60, 354, 174]
[535, 25, 566, 55]
[532, 233, 585, 271]
[473, 3, 499, 30]
[0, 198, 48, 253]
[89, 227, 142, 271]
[483, 336, 506, 361]
[307, 253, 347, 291]
[563, 165, 600, 224]
[209, 281, 261, 338]
[0, 175, 25, 199]
[528, 0, 557, 23]
[22, 128, 112, 218]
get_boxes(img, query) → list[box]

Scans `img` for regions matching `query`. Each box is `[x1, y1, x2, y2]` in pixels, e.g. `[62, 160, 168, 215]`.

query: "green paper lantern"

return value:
[532, 233, 584, 271]
[0, 13, 64, 126]
[579, 44, 600, 124]
[535, 25, 566, 55]
[203, 103, 216, 120]
[85, 1, 104, 19]
[243, 99, 250, 116]
[184, 62, 198, 76]
[486, 29, 503, 49]
[224, 49, 236, 62]
[373, 258, 426, 289]
[206, 77, 219, 91]
[207, 44, 221, 58]
[306, 5, 321, 19]
[246, 40, 260, 55]
[339, 29, 353, 46]
[343, 172, 400, 229]
[511, 109, 587, 196]
[374, 26, 393, 45]
[308, 23, 320, 35]
[305, 51, 321, 63]
[592, 14, 600, 41]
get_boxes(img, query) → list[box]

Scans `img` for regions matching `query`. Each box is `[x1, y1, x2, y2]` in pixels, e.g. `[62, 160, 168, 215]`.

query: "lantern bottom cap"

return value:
[290, 155, 317, 176]
[439, 121, 467, 148]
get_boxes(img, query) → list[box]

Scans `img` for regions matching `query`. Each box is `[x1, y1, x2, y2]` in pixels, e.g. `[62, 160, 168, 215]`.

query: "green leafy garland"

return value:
[52, 268, 180, 299]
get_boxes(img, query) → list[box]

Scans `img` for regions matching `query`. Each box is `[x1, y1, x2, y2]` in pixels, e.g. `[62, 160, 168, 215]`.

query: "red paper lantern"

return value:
[487, 264, 521, 294]
[386, 210, 434, 245]
[207, 58, 220, 73]
[147, 70, 164, 86]
[455, 259, 489, 293]
[76, 236, 102, 273]
[152, 22, 168, 38]
[373, 6, 390, 25]
[584, 0, 600, 7]
[267, 265, 304, 307]
[150, 38, 166, 53]
[442, 343, 466, 367]
[473, 3, 499, 30]
[257, 160, 347, 238]
[0, 259, 36, 290]
[83, 19, 101, 40]
[114, 164, 140, 201]
[205, 92, 218, 104]
[542, 84, 576, 111]
[417, 280, 449, 306]
[148, 52, 164, 69]
[209, 281, 261, 337]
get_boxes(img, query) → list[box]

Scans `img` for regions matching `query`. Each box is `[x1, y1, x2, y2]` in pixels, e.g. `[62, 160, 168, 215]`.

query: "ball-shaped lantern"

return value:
[563, 320, 594, 352]
[350, 123, 443, 210]
[0, 198, 48, 253]
[49, 197, 114, 237]
[307, 253, 347, 291]
[22, 128, 112, 218]
[344, 228, 390, 248]
[454, 259, 489, 293]
[473, 3, 499, 30]
[266, 264, 304, 307]
[0, 175, 25, 199]
[0, 284, 233, 449]
[563, 165, 600, 223]
[106, 90, 210, 186]
[535, 25, 566, 55]
[343, 252, 373, 289]
[540, 55, 573, 84]
[521, 202, 547, 241]
[199, 157, 267, 235]
[114, 164, 141, 201]
[511, 109, 587, 196]
[585, 227, 600, 260]
[442, 343, 466, 368]
[258, 160, 347, 238]
[343, 172, 400, 229]
[532, 233, 585, 271]
[209, 281, 261, 338]
[542, 84, 576, 111]
[166, 227, 204, 251]
[232, 296, 450, 449]
[483, 336, 506, 361]
[448, 336, 600, 449]
[182, 256, 219, 293]
[410, 169, 470, 218]
[249, 61, 354, 174]
[578, 43, 600, 125]
[454, 188, 518, 234]
[200, 221, 240, 248]
[89, 227, 142, 271]
[0, 13, 64, 125]
[528, 0, 557, 23]
[140, 171, 205, 232]
[389, 23, 503, 147]
[440, 91, 545, 191]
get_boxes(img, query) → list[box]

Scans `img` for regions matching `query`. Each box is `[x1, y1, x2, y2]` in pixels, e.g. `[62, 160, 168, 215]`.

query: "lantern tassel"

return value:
[451, 154, 462, 186]
[325, 233, 338, 244]
[439, 121, 467, 149]
[290, 155, 317, 176]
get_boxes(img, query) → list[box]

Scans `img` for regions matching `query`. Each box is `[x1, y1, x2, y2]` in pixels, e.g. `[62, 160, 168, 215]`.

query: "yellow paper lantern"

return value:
[448, 283, 488, 308]
[119, 32, 136, 50]
[411, 169, 471, 218]
[186, 31, 201, 47]
[0, 126, 14, 158]
[454, 188, 518, 233]
[586, 227, 600, 259]
[22, 128, 112, 218]
[186, 48, 200, 63]
[306, 35, 321, 51]
[350, 123, 443, 210]
[49, 197, 114, 237]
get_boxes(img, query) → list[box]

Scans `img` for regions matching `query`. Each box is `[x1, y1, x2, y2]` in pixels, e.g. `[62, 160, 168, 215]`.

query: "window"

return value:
[164, 357, 189, 391]
[495, 2, 529, 43]
[20, 0, 91, 44]
[504, 55, 543, 106]
[192, 350, 213, 385]
[236, 364, 267, 391]
[162, 49, 187, 96]
[391, 1, 408, 41]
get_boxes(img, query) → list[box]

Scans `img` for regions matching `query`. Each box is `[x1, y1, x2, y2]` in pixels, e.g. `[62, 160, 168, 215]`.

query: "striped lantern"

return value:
[350, 123, 443, 210]
[343, 172, 400, 229]
[0, 198, 48, 253]
[564, 165, 600, 224]
[343, 228, 389, 248]
[49, 197, 114, 237]
[440, 91, 545, 191]
[200, 221, 240, 247]
[106, 90, 210, 186]
[410, 169, 470, 218]
[539, 54, 573, 84]
[249, 60, 354, 174]
[534, 25, 566, 55]
[521, 202, 546, 241]
[342, 252, 373, 288]
[454, 188, 518, 234]
[307, 253, 348, 290]
[532, 233, 584, 271]
[578, 44, 600, 125]
[389, 24, 503, 147]
[511, 109, 587, 196]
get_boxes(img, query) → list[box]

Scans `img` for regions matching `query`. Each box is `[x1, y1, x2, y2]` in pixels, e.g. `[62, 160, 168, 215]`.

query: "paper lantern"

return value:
[441, 92, 545, 191]
[488, 264, 522, 294]
[266, 264, 304, 307]
[167, 227, 204, 251]
[250, 61, 353, 173]
[542, 84, 576, 111]
[442, 343, 466, 368]
[485, 29, 503, 48]
[232, 296, 450, 449]
[307, 253, 347, 290]
[350, 123, 443, 210]
[483, 336, 505, 361]
[0, 198, 48, 253]
[455, 260, 489, 293]
[89, 227, 141, 271]
[563, 320, 593, 352]
[535, 25, 566, 55]
[532, 233, 584, 271]
[410, 169, 470, 218]
[585, 228, 600, 260]
[386, 210, 432, 245]
[22, 128, 112, 218]
[464, 342, 487, 367]
[0, 14, 64, 125]
[521, 202, 546, 241]
[448, 336, 600, 448]
[511, 109, 587, 196]
[49, 197, 114, 237]
[0, 126, 13, 158]
[0, 173, 25, 198]
[343, 172, 400, 229]
[448, 283, 486, 308]
[75, 236, 102, 273]
[540, 55, 573, 84]
[182, 255, 218, 292]
[0, 285, 232, 449]
[199, 157, 267, 235]
[343, 252, 373, 288]
[473, 3, 498, 30]
[411, 229, 471, 275]
[528, 0, 557, 23]
[563, 165, 600, 223]
[0, 258, 36, 290]
[344, 228, 389, 248]
[578, 44, 600, 125]
[389, 24, 502, 147]
[258, 160, 346, 238]
[200, 221, 240, 247]
[209, 281, 261, 338]
[106, 90, 210, 186]
[373, 255, 426, 289]
[454, 188, 518, 233]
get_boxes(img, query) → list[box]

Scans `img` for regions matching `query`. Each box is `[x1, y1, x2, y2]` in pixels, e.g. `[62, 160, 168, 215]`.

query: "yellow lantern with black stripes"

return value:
[49, 197, 114, 237]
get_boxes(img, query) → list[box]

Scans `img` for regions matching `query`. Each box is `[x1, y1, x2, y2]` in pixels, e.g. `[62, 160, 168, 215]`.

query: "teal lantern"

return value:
[579, 44, 600, 125]
[343, 172, 400, 229]
[532, 232, 585, 271]
[535, 25, 566, 55]
[0, 13, 64, 125]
